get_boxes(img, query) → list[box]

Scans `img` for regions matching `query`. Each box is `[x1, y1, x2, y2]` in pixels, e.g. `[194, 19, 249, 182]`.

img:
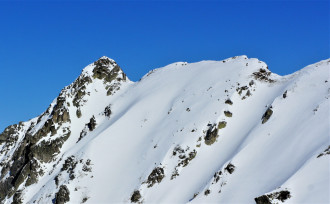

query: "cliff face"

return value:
[0, 56, 329, 204]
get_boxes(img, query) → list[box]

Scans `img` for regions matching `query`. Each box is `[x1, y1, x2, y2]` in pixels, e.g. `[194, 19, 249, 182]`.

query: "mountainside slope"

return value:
[0, 56, 329, 204]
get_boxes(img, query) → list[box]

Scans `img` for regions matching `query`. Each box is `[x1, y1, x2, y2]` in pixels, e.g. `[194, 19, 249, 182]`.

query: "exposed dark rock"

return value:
[76, 108, 82, 118]
[54, 175, 60, 187]
[261, 107, 273, 124]
[106, 84, 121, 96]
[255, 195, 271, 204]
[172, 145, 184, 156]
[122, 72, 127, 81]
[277, 190, 291, 202]
[8, 139, 43, 193]
[77, 116, 97, 143]
[252, 69, 275, 83]
[82, 197, 89, 203]
[224, 111, 232, 117]
[71, 76, 92, 108]
[178, 150, 197, 167]
[23, 158, 43, 186]
[77, 128, 87, 143]
[225, 99, 233, 105]
[255, 190, 291, 204]
[0, 123, 22, 145]
[51, 96, 70, 124]
[73, 88, 86, 108]
[213, 170, 222, 183]
[55, 185, 70, 204]
[317, 145, 330, 158]
[82, 159, 92, 172]
[0, 177, 14, 201]
[224, 163, 235, 174]
[218, 121, 227, 129]
[32, 131, 71, 163]
[61, 156, 77, 180]
[30, 119, 54, 144]
[87, 116, 97, 131]
[204, 189, 211, 196]
[146, 167, 165, 188]
[204, 124, 218, 145]
[12, 190, 23, 204]
[237, 86, 249, 95]
[171, 146, 197, 179]
[171, 169, 179, 180]
[93, 57, 123, 83]
[283, 90, 287, 99]
[130, 190, 141, 203]
[246, 90, 252, 97]
[104, 105, 112, 117]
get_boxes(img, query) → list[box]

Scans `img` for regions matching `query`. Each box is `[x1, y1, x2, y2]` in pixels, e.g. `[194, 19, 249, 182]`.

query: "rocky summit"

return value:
[0, 56, 329, 203]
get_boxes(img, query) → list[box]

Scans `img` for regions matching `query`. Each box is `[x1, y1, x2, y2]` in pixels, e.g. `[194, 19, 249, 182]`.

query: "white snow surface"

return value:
[1, 56, 329, 204]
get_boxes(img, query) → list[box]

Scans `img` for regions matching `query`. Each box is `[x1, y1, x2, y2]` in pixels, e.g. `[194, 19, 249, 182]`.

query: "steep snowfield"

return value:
[0, 56, 329, 204]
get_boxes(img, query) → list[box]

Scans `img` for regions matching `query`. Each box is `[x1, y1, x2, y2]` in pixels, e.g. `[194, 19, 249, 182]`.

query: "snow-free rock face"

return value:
[0, 56, 329, 203]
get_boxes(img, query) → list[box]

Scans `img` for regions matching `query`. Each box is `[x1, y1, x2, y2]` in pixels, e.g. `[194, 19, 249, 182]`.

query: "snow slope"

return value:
[0, 56, 329, 204]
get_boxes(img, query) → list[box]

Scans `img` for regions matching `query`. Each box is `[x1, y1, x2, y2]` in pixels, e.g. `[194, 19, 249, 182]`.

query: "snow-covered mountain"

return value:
[0, 56, 329, 204]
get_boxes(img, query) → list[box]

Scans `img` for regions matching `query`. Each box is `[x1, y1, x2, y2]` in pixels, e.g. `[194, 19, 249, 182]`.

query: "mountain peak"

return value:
[91, 56, 127, 83]
[94, 56, 116, 67]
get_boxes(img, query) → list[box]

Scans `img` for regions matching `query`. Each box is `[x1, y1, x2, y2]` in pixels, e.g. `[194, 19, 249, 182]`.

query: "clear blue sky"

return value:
[0, 0, 329, 131]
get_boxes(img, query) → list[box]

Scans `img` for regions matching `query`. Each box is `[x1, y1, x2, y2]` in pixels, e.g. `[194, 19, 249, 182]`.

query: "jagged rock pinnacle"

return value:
[94, 56, 116, 67]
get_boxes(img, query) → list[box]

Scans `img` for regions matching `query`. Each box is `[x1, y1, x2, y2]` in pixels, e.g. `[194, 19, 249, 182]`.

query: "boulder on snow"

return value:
[224, 163, 235, 174]
[218, 121, 227, 129]
[55, 185, 70, 204]
[76, 108, 82, 118]
[130, 190, 141, 203]
[146, 167, 165, 188]
[261, 107, 273, 124]
[254, 195, 271, 204]
[255, 190, 291, 204]
[204, 189, 211, 196]
[224, 111, 233, 117]
[87, 116, 97, 131]
[204, 124, 218, 145]
[225, 99, 233, 105]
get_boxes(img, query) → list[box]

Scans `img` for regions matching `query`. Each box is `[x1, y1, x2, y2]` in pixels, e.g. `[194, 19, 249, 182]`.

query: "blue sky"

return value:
[0, 0, 329, 131]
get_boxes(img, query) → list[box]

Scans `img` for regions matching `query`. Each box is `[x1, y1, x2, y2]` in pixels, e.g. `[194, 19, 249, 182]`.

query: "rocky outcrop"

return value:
[104, 105, 112, 118]
[61, 156, 78, 180]
[225, 99, 233, 105]
[204, 124, 218, 145]
[93, 57, 122, 82]
[255, 190, 291, 204]
[92, 57, 127, 96]
[0, 122, 23, 145]
[146, 167, 165, 188]
[130, 190, 141, 203]
[55, 185, 70, 204]
[87, 116, 96, 131]
[261, 107, 273, 124]
[252, 68, 275, 83]
[32, 131, 70, 163]
[217, 121, 227, 129]
[71, 76, 92, 108]
[224, 163, 235, 174]
[224, 111, 232, 117]
[77, 116, 97, 142]
[317, 145, 330, 158]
